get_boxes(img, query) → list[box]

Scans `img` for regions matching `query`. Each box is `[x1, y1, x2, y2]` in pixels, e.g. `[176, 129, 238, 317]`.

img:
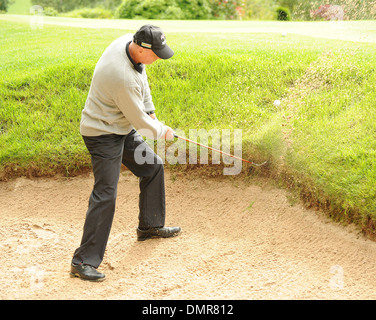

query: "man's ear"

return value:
[137, 46, 145, 55]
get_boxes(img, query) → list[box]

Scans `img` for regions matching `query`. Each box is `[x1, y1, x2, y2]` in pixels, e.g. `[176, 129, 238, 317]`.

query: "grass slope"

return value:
[1, 19, 375, 237]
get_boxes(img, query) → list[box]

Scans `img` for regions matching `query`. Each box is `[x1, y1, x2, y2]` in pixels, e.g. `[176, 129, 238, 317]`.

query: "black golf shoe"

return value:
[70, 263, 106, 282]
[137, 226, 181, 241]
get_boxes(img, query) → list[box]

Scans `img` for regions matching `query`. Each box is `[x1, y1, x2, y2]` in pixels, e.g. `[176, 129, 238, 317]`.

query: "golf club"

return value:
[173, 134, 268, 167]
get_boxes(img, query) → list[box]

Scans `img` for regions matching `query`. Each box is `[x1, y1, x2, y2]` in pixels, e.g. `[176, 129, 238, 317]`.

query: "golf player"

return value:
[70, 25, 181, 282]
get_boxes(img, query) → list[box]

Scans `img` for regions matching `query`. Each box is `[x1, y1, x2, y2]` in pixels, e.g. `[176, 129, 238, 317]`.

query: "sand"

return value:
[0, 170, 375, 300]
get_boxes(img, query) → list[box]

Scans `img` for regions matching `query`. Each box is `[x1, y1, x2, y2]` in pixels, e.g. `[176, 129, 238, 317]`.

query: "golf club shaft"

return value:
[173, 134, 260, 165]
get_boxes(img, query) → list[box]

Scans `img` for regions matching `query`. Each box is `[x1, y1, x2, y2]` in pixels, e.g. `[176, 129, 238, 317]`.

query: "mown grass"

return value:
[0, 22, 122, 176]
[1, 19, 376, 237]
[0, 20, 320, 175]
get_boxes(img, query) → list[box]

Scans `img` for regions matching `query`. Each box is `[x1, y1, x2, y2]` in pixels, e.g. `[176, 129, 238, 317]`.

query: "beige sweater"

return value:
[80, 34, 168, 139]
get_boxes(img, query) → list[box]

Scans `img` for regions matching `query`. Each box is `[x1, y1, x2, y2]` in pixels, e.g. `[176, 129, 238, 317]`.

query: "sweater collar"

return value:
[126, 41, 144, 74]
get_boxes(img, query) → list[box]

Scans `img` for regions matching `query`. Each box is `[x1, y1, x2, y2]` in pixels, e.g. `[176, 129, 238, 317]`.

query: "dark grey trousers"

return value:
[72, 130, 165, 268]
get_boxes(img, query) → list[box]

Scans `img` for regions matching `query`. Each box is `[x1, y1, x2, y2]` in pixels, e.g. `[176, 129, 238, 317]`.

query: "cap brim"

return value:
[153, 44, 174, 60]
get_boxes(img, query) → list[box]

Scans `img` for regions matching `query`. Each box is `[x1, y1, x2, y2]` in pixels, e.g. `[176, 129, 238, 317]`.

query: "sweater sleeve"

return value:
[143, 74, 155, 114]
[114, 85, 168, 140]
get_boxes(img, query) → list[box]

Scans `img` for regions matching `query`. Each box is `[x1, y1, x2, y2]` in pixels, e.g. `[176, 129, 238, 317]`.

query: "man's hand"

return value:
[165, 127, 175, 141]
[147, 112, 173, 140]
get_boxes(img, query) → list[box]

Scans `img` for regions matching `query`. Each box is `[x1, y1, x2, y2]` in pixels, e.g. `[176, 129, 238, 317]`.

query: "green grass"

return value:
[1, 18, 376, 237]
[278, 47, 376, 230]
[6, 0, 32, 14]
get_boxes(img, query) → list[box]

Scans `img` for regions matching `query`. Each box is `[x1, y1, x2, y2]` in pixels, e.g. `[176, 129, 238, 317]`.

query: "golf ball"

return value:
[282, 32, 287, 37]
[274, 100, 281, 107]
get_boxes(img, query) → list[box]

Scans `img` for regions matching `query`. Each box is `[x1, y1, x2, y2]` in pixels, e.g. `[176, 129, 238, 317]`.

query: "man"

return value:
[70, 25, 181, 282]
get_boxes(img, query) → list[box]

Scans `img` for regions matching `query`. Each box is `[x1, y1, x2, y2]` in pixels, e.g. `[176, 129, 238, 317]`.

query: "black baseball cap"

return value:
[133, 25, 174, 60]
